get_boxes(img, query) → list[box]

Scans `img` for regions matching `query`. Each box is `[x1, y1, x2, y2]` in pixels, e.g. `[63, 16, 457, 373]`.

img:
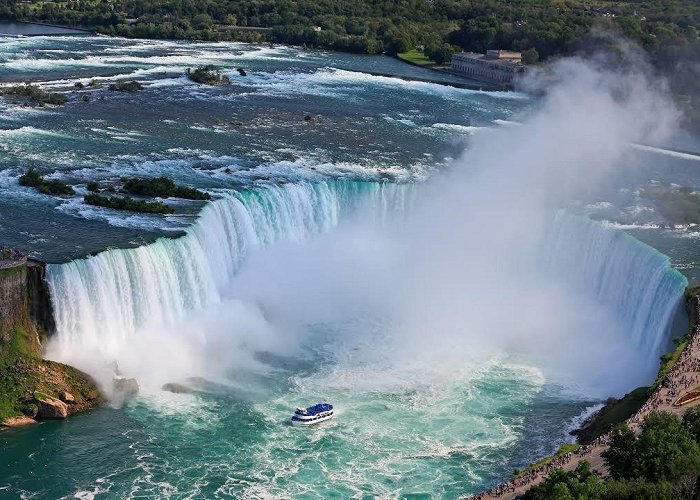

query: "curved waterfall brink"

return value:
[47, 179, 687, 374]
[47, 180, 410, 356]
[546, 212, 688, 357]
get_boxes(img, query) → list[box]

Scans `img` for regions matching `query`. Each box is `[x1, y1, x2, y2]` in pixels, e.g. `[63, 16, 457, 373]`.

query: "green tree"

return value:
[425, 43, 454, 64]
[683, 406, 700, 442]
[602, 424, 638, 480]
[522, 47, 539, 65]
[601, 479, 673, 500]
[634, 411, 700, 482]
[192, 13, 213, 30]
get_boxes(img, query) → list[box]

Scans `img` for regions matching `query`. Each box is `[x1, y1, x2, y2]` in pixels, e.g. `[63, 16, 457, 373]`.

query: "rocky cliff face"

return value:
[0, 265, 28, 344]
[0, 258, 102, 427]
[26, 259, 55, 337]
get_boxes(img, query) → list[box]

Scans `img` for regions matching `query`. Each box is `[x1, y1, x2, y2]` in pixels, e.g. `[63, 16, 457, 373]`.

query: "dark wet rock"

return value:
[161, 383, 191, 394]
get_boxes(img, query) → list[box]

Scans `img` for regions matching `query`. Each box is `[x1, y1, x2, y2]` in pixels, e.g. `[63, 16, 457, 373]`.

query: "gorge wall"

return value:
[0, 257, 101, 426]
[0, 259, 55, 345]
[0, 262, 29, 344]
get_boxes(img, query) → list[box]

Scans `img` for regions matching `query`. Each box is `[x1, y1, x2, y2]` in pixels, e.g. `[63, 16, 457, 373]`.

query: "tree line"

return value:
[524, 409, 700, 500]
[1, 0, 700, 96]
[1, 0, 699, 59]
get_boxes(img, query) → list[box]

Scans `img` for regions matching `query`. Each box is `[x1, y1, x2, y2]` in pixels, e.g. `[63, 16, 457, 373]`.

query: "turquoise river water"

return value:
[0, 33, 699, 499]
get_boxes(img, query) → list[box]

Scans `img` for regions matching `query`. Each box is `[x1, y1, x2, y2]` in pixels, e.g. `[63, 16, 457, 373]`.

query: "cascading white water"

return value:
[46, 180, 411, 358]
[46, 179, 687, 388]
[545, 212, 687, 357]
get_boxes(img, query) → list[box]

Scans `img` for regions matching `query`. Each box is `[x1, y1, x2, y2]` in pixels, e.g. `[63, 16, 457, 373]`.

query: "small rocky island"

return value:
[0, 248, 102, 427]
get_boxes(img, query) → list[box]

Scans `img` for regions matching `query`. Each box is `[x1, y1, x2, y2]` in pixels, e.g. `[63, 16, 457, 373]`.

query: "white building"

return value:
[451, 50, 525, 87]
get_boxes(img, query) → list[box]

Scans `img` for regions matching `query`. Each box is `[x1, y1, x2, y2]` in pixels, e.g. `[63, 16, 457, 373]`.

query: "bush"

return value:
[121, 176, 211, 200]
[522, 48, 540, 65]
[18, 167, 43, 188]
[84, 193, 175, 214]
[424, 43, 455, 64]
[108, 80, 144, 92]
[2, 84, 66, 106]
[86, 181, 100, 192]
[18, 167, 74, 196]
[186, 65, 230, 85]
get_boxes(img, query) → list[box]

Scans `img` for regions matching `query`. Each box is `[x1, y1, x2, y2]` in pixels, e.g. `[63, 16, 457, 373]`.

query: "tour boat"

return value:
[291, 403, 334, 426]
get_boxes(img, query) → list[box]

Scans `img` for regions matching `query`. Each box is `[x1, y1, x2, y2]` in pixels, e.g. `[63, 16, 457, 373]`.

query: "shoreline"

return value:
[0, 20, 91, 36]
[394, 53, 515, 91]
[0, 22, 515, 93]
[475, 289, 700, 499]
[336, 66, 502, 92]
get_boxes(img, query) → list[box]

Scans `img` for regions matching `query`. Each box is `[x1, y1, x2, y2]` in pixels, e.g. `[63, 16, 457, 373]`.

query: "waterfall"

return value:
[46, 180, 687, 377]
[545, 212, 688, 358]
[46, 180, 410, 357]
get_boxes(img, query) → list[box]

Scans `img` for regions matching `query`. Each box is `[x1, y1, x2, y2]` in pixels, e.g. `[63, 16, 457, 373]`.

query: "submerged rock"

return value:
[1, 416, 37, 428]
[161, 383, 191, 394]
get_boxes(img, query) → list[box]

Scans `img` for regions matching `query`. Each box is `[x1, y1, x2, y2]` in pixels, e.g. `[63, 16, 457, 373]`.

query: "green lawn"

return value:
[397, 50, 436, 67]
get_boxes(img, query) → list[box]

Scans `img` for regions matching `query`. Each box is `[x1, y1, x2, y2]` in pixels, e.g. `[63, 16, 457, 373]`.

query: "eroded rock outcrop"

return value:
[0, 255, 103, 427]
[35, 392, 69, 419]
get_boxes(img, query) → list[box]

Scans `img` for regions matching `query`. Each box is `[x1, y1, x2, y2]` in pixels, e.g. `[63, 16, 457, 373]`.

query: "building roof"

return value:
[453, 51, 523, 66]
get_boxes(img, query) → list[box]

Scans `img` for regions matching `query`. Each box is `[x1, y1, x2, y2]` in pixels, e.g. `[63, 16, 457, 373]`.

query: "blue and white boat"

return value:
[291, 403, 334, 426]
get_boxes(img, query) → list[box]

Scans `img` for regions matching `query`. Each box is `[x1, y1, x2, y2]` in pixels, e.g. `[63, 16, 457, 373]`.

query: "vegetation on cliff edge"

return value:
[0, 322, 101, 422]
[572, 387, 650, 445]
[524, 410, 700, 499]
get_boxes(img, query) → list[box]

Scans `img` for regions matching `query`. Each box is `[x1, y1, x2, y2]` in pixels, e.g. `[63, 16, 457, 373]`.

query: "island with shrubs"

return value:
[18, 168, 74, 195]
[83, 193, 175, 214]
[185, 65, 230, 85]
[1, 84, 66, 107]
[18, 168, 211, 214]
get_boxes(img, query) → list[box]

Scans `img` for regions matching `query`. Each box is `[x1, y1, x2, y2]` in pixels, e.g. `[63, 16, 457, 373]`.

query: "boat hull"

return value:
[291, 412, 334, 426]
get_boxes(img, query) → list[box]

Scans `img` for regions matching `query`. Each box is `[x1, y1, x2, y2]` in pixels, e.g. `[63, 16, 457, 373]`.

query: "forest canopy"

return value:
[2, 0, 700, 95]
[1, 1, 699, 57]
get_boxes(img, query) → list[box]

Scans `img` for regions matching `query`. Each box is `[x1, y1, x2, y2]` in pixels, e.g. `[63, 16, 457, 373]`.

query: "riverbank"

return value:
[0, 257, 102, 427]
[337, 66, 501, 91]
[475, 288, 700, 499]
[0, 21, 90, 36]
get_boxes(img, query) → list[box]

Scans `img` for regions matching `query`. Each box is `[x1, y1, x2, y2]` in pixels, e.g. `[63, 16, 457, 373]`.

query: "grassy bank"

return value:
[572, 387, 650, 445]
[397, 50, 436, 67]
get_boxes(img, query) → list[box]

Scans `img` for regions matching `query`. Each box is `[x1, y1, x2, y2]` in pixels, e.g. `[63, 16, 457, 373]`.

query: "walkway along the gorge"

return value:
[474, 293, 700, 500]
